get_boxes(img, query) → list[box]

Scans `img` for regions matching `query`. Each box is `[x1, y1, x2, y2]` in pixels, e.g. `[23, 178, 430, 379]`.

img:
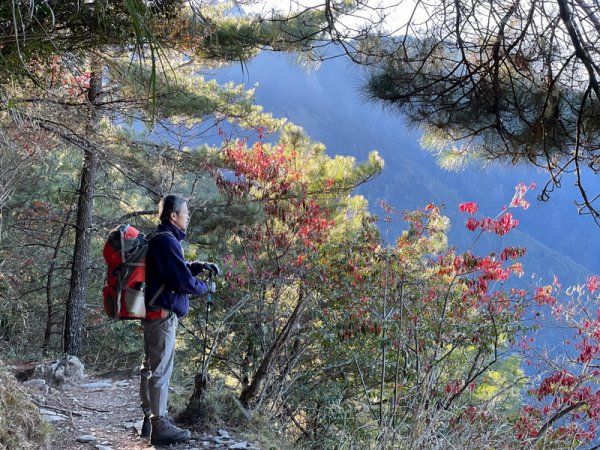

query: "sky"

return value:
[240, 0, 424, 34]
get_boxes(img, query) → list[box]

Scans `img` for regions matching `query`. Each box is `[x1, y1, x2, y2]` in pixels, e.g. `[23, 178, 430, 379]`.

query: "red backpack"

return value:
[102, 224, 169, 320]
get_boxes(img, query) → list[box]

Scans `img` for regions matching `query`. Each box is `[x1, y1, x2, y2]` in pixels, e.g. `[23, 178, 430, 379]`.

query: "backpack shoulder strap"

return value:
[147, 231, 174, 242]
[148, 284, 166, 309]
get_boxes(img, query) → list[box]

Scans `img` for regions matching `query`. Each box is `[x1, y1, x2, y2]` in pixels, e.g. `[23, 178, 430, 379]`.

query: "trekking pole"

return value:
[200, 273, 213, 381]
[206, 273, 214, 313]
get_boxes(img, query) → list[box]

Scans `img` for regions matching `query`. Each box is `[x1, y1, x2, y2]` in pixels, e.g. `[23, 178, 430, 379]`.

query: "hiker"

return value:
[139, 194, 221, 446]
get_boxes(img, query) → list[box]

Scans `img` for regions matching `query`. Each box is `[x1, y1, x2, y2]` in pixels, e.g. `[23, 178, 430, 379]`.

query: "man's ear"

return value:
[169, 211, 178, 222]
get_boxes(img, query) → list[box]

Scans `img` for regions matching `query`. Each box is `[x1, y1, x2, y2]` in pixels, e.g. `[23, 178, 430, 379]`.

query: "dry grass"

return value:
[0, 361, 50, 449]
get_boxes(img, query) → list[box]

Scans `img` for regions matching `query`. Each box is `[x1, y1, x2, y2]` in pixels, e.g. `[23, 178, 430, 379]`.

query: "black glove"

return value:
[199, 261, 222, 277]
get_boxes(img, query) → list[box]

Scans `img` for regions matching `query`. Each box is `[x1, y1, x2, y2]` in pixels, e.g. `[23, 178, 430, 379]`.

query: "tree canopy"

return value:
[357, 0, 600, 222]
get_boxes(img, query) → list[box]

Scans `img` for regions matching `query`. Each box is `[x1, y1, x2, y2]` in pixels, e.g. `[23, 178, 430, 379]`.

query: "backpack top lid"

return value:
[103, 224, 146, 267]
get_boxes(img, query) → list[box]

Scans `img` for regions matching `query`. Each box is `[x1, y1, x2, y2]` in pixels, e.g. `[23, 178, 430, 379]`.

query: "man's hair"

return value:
[158, 194, 187, 224]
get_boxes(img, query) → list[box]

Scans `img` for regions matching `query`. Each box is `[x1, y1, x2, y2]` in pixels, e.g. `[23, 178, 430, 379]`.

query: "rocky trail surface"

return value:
[21, 371, 259, 450]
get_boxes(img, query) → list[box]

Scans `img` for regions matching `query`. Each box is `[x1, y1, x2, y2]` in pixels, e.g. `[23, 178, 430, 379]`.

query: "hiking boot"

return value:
[150, 416, 191, 446]
[140, 415, 151, 438]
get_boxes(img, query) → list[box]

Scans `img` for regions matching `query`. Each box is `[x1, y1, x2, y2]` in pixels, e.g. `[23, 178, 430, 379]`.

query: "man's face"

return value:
[170, 202, 190, 231]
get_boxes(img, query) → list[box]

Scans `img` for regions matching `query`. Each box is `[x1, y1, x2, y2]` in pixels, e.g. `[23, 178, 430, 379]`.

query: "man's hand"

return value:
[190, 261, 222, 277]
[200, 261, 222, 277]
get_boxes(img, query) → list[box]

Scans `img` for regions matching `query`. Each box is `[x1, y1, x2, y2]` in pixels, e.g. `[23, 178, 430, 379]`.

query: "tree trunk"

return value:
[43, 208, 72, 354]
[63, 63, 102, 356]
[178, 371, 209, 424]
[239, 289, 309, 407]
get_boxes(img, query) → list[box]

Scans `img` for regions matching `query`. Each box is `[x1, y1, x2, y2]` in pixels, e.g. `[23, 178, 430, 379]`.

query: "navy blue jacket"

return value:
[145, 223, 209, 317]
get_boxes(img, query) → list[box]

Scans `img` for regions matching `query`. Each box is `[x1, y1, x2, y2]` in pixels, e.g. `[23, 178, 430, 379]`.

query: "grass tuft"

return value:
[0, 361, 50, 449]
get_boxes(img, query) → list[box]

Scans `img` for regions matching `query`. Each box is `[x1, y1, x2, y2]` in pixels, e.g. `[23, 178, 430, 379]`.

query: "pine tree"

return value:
[361, 0, 600, 221]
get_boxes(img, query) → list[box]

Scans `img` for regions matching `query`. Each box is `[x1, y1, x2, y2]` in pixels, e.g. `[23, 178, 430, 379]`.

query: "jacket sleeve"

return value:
[157, 237, 208, 296]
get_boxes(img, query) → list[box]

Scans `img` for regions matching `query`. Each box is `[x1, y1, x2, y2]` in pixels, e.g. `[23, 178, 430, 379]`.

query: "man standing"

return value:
[140, 194, 221, 446]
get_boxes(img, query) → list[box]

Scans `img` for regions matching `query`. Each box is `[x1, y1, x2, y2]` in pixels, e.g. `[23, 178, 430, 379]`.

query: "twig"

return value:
[73, 403, 111, 413]
[31, 400, 84, 417]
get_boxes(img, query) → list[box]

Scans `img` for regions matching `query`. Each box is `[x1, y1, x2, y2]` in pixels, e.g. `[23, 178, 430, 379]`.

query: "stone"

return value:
[33, 355, 84, 387]
[40, 413, 66, 423]
[95, 446, 112, 450]
[76, 435, 97, 443]
[81, 382, 113, 389]
[132, 419, 145, 435]
[218, 429, 231, 439]
[215, 437, 233, 444]
[228, 442, 249, 449]
[113, 380, 129, 387]
[39, 408, 67, 422]
[23, 379, 46, 388]
[31, 394, 46, 405]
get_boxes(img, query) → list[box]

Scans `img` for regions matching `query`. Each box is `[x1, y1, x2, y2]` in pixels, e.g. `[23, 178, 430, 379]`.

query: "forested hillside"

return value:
[2, 1, 600, 449]
[212, 52, 599, 282]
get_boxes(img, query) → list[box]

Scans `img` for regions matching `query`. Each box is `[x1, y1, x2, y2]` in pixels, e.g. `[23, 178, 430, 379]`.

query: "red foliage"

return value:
[518, 273, 600, 444]
[586, 275, 600, 294]
[533, 286, 557, 306]
[459, 202, 479, 214]
[217, 141, 336, 287]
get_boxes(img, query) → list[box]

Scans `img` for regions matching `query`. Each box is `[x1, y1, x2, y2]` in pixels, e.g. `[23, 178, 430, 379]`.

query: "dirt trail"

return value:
[24, 373, 257, 450]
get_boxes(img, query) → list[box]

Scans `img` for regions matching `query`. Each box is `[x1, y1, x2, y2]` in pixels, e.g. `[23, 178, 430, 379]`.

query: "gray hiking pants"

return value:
[139, 312, 178, 418]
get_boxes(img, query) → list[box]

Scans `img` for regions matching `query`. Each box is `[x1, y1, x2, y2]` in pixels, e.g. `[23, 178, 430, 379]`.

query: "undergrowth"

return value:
[0, 361, 50, 449]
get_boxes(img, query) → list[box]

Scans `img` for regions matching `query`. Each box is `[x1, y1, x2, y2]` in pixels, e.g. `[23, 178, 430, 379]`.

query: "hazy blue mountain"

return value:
[208, 52, 599, 287]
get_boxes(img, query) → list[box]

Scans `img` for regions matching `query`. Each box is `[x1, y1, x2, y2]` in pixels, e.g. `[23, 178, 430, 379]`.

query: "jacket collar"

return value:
[158, 222, 186, 241]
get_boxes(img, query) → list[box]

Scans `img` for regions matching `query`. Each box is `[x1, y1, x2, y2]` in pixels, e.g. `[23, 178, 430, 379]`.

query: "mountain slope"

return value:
[209, 52, 599, 285]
